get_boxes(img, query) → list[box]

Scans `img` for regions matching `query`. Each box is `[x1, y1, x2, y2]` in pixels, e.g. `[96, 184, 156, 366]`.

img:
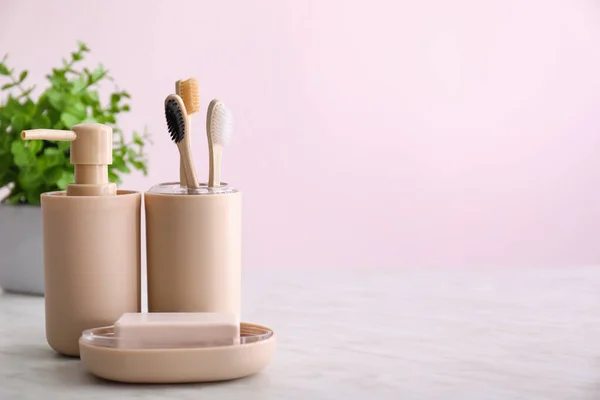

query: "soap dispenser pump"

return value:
[22, 123, 116, 196]
[22, 123, 141, 357]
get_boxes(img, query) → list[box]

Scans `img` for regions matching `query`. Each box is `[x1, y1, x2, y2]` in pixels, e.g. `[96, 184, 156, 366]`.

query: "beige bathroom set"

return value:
[19, 79, 275, 383]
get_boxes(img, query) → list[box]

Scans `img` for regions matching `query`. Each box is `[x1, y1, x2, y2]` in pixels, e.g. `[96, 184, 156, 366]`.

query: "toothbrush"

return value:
[175, 78, 200, 187]
[164, 94, 200, 189]
[206, 99, 233, 188]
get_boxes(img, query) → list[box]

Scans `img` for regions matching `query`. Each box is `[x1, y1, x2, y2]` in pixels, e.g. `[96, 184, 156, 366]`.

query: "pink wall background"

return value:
[2, 0, 600, 268]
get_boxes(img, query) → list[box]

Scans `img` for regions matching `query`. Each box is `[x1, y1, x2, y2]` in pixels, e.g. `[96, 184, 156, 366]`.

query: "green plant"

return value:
[0, 41, 149, 205]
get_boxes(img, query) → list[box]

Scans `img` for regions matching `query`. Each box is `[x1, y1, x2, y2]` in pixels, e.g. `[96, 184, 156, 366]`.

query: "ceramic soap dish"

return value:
[79, 322, 276, 383]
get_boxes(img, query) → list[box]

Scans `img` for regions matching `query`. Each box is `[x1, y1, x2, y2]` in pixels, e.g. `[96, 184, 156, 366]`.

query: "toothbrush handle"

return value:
[175, 81, 188, 188]
[180, 152, 187, 187]
[181, 117, 194, 186]
[208, 145, 222, 187]
[178, 139, 200, 189]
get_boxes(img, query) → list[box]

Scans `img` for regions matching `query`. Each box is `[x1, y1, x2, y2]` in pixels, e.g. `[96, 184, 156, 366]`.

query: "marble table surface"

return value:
[1, 267, 600, 399]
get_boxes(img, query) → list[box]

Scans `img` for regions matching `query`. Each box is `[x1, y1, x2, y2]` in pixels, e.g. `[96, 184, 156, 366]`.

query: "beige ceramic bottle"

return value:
[145, 183, 241, 319]
[22, 123, 141, 357]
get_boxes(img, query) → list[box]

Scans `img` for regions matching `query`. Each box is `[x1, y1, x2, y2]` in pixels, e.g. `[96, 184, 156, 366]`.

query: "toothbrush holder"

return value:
[144, 182, 242, 319]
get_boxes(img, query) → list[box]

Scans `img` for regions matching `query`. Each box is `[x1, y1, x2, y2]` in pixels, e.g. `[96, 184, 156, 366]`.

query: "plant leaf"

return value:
[90, 64, 106, 83]
[108, 169, 121, 184]
[131, 160, 146, 171]
[65, 102, 86, 120]
[110, 93, 121, 108]
[56, 170, 74, 189]
[77, 41, 90, 52]
[82, 90, 99, 105]
[47, 74, 67, 88]
[46, 90, 66, 110]
[57, 140, 71, 151]
[22, 99, 36, 116]
[19, 169, 42, 188]
[82, 116, 97, 124]
[0, 135, 11, 155]
[1, 83, 16, 90]
[11, 140, 35, 167]
[112, 156, 130, 173]
[10, 114, 26, 133]
[31, 114, 51, 129]
[10, 140, 25, 156]
[60, 112, 79, 128]
[18, 86, 35, 99]
[133, 132, 144, 146]
[43, 165, 64, 184]
[41, 147, 65, 167]
[19, 70, 28, 82]
[26, 139, 43, 155]
[26, 189, 42, 205]
[70, 75, 87, 93]
[7, 192, 25, 204]
[0, 63, 9, 76]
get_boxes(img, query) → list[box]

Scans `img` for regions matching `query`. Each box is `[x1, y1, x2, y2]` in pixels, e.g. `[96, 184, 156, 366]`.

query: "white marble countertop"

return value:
[1, 267, 600, 399]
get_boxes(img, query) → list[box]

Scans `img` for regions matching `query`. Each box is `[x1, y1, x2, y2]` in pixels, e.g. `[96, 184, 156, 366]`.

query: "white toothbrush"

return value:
[206, 99, 233, 187]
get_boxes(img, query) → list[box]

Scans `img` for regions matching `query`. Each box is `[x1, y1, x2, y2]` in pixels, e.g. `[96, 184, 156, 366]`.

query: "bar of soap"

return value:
[114, 312, 240, 349]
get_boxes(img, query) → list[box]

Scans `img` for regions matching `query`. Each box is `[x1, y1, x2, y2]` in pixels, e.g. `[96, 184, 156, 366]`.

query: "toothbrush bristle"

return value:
[179, 78, 200, 114]
[165, 98, 185, 143]
[210, 102, 233, 146]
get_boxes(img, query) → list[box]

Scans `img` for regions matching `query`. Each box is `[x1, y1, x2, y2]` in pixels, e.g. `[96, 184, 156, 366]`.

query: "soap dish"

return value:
[79, 322, 276, 383]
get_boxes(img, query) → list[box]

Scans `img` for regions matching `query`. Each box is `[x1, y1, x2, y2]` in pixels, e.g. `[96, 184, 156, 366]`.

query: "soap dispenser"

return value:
[22, 123, 141, 357]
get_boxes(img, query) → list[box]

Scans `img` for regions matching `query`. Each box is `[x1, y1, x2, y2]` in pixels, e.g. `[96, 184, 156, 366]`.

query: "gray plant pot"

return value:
[0, 204, 44, 295]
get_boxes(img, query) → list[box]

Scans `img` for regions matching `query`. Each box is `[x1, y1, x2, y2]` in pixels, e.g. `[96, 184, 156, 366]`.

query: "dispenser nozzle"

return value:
[22, 130, 77, 142]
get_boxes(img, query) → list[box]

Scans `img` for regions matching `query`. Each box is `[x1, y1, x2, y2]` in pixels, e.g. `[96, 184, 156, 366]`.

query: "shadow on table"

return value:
[8, 343, 271, 390]
[86, 373, 271, 390]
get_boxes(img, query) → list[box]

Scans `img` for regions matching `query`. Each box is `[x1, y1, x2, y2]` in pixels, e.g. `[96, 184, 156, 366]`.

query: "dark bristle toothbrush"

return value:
[164, 94, 200, 189]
